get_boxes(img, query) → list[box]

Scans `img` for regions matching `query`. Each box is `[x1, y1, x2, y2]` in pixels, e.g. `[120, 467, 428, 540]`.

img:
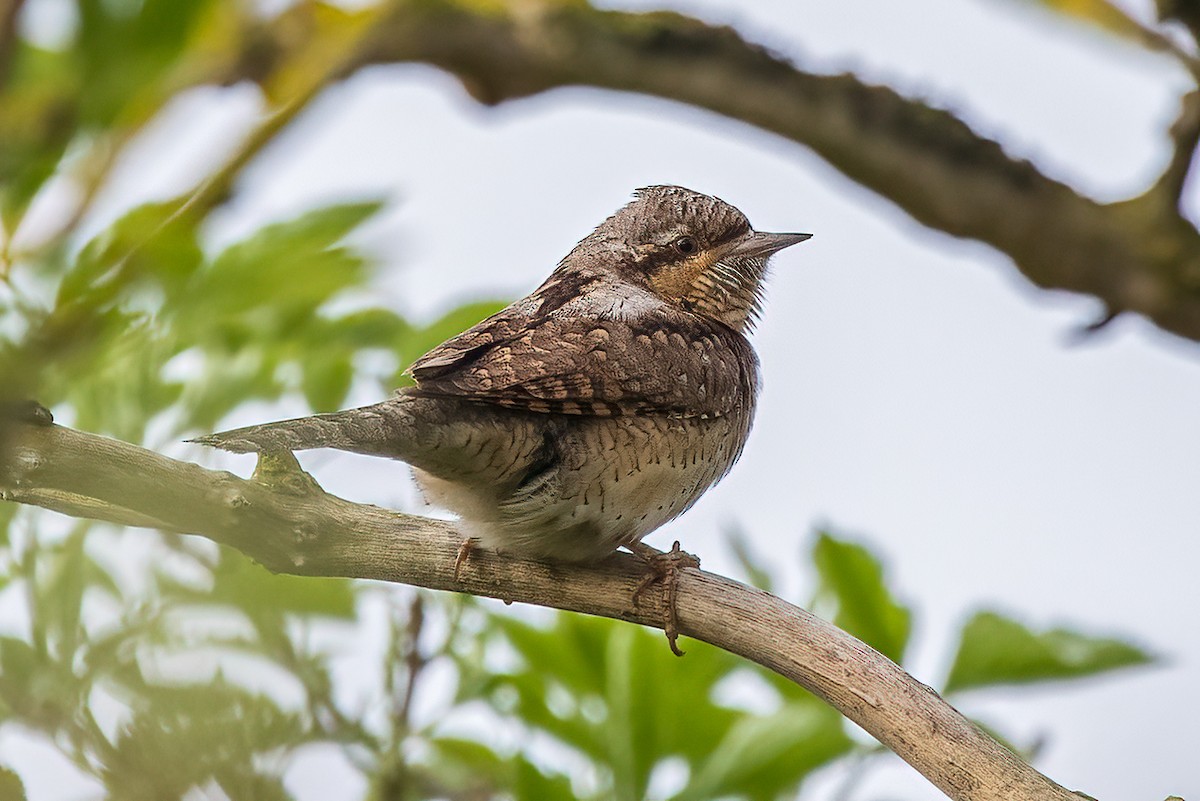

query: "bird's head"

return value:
[575, 185, 810, 331]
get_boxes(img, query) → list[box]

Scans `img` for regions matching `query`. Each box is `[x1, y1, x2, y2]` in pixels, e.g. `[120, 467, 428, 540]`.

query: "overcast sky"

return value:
[6, 0, 1199, 799]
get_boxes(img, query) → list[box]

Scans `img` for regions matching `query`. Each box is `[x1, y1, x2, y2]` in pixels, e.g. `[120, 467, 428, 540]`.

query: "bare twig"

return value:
[1124, 10, 1200, 75]
[0, 422, 1087, 801]
[271, 0, 1199, 345]
[1157, 0, 1200, 51]
[1156, 89, 1200, 205]
[396, 594, 425, 730]
[12, 2, 1200, 346]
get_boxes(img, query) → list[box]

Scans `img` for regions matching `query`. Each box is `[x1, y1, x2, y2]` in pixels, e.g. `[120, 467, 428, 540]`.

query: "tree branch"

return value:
[0, 0, 26, 90]
[1156, 0, 1200, 50]
[1155, 88, 1200, 205]
[0, 422, 1084, 801]
[241, 0, 1200, 344]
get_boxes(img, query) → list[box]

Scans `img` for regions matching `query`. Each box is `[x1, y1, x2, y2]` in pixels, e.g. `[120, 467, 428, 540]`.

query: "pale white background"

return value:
[3, 0, 1198, 799]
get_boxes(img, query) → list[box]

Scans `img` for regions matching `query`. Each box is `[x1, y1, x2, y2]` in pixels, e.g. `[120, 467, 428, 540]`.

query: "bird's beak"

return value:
[728, 231, 813, 259]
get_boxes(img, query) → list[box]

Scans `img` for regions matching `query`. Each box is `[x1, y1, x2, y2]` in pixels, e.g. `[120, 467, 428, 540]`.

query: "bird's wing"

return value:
[407, 302, 757, 418]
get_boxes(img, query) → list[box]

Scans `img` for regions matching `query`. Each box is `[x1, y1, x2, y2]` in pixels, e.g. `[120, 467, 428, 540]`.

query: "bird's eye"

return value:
[674, 236, 697, 255]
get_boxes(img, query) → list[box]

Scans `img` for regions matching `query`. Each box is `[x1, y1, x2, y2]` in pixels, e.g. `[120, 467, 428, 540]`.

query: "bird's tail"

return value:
[189, 401, 407, 458]
[191, 393, 555, 488]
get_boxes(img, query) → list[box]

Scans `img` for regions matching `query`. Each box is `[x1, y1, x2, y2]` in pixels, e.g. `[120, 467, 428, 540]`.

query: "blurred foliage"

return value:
[1000, 0, 1156, 44]
[0, 1, 1158, 799]
[810, 532, 912, 664]
[944, 610, 1156, 694]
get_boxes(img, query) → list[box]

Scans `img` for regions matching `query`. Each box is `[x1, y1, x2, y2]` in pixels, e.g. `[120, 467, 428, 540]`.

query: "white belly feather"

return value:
[413, 414, 745, 563]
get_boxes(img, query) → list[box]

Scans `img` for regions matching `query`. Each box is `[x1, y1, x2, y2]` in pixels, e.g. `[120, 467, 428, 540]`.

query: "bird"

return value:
[193, 185, 810, 653]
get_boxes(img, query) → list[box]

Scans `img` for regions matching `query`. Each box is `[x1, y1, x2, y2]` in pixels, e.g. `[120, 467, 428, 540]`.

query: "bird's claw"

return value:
[630, 540, 700, 656]
[454, 537, 478, 582]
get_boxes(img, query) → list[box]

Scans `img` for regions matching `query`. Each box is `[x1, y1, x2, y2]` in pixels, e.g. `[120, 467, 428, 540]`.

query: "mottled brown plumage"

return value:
[194, 185, 809, 650]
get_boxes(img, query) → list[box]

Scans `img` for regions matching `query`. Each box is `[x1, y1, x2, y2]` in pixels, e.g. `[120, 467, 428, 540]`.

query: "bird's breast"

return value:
[469, 410, 753, 562]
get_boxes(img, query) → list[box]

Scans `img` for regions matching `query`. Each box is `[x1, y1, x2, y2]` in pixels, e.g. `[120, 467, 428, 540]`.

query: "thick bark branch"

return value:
[1157, 89, 1200, 204]
[0, 422, 1083, 801]
[250, 0, 1200, 343]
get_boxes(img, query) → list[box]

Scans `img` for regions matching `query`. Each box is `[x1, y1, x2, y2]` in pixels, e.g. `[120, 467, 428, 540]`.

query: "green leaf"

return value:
[103, 680, 309, 800]
[477, 609, 848, 801]
[726, 527, 774, 593]
[60, 201, 203, 307]
[602, 623, 742, 792]
[36, 525, 89, 661]
[216, 770, 295, 801]
[676, 700, 853, 801]
[489, 611, 611, 697]
[969, 717, 1041, 761]
[161, 551, 358, 624]
[472, 665, 605, 759]
[0, 44, 79, 229]
[511, 754, 577, 801]
[0, 635, 77, 730]
[42, 316, 181, 441]
[422, 736, 511, 796]
[393, 299, 509, 383]
[811, 532, 912, 664]
[180, 202, 381, 326]
[75, 0, 217, 128]
[32, 200, 201, 440]
[0, 503, 17, 552]
[299, 349, 353, 412]
[0, 766, 27, 801]
[326, 307, 413, 351]
[79, 609, 164, 687]
[168, 202, 386, 417]
[1002, 0, 1158, 47]
[944, 610, 1155, 693]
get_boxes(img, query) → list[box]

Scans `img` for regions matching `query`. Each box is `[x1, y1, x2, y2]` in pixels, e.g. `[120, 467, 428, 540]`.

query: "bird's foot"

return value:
[454, 537, 479, 582]
[1, 400, 53, 426]
[629, 540, 700, 657]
